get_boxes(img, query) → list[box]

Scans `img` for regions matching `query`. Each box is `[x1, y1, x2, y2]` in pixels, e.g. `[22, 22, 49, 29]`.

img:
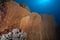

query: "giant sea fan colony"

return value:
[0, 0, 56, 40]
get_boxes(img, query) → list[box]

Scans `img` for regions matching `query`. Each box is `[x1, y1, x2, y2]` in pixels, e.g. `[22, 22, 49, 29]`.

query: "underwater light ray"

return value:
[36, 0, 51, 5]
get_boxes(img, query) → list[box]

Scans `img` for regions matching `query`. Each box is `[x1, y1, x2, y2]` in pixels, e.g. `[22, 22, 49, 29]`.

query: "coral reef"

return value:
[0, 0, 56, 40]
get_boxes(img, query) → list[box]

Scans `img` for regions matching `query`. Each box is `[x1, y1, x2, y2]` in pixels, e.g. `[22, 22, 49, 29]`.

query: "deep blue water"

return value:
[14, 0, 60, 25]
